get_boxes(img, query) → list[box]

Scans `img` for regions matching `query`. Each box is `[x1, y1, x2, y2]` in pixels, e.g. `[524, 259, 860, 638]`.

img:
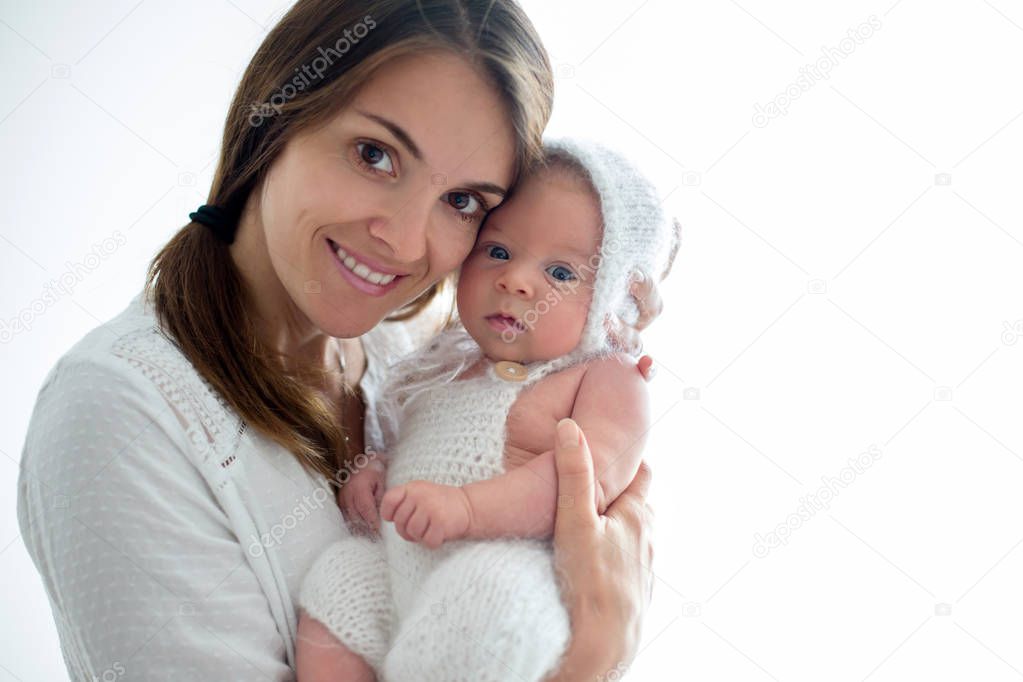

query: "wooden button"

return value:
[494, 360, 527, 382]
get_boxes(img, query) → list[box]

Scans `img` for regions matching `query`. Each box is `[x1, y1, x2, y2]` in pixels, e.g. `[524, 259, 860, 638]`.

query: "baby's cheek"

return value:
[553, 293, 591, 327]
[532, 302, 588, 357]
[454, 262, 485, 309]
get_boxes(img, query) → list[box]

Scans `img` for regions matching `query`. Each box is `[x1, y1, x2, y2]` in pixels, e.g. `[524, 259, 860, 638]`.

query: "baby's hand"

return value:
[380, 481, 472, 549]
[338, 458, 386, 536]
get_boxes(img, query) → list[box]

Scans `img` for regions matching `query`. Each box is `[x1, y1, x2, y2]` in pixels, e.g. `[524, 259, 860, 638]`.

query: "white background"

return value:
[2, 1, 1022, 680]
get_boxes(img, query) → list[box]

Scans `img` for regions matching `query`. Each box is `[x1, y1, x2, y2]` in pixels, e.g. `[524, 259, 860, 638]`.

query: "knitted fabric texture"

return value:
[299, 340, 571, 681]
[298, 137, 675, 680]
[297, 534, 396, 672]
[542, 135, 675, 358]
[374, 135, 679, 402]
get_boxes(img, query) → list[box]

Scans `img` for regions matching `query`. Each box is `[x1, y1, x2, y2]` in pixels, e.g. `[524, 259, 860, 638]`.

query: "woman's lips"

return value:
[326, 238, 404, 297]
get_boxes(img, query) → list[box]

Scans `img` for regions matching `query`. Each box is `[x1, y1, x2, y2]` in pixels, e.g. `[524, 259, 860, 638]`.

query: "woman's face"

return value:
[250, 51, 518, 338]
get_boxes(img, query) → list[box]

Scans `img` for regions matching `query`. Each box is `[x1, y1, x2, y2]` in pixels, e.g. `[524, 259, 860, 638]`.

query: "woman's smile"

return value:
[326, 237, 406, 296]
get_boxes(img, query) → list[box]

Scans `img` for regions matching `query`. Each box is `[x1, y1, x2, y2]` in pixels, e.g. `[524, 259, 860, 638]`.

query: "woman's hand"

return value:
[607, 217, 681, 358]
[546, 418, 655, 681]
[338, 458, 387, 536]
[607, 272, 664, 384]
[605, 270, 664, 356]
[637, 354, 657, 382]
[621, 266, 678, 383]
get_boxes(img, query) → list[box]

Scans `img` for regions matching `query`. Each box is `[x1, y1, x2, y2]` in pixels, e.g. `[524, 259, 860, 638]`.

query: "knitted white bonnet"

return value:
[539, 136, 676, 360]
[378, 136, 678, 416]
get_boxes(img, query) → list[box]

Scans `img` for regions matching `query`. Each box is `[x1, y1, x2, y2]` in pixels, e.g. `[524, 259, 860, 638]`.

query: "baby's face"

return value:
[456, 168, 601, 364]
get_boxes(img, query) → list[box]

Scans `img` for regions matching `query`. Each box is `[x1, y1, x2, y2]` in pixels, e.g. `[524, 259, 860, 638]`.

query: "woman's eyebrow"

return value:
[465, 181, 507, 199]
[354, 109, 423, 160]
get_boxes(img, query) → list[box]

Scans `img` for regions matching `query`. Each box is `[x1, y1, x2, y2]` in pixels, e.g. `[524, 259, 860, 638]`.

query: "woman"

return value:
[16, 1, 663, 680]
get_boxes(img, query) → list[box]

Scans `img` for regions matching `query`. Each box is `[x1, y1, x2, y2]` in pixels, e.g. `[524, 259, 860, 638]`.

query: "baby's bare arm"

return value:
[570, 353, 652, 510]
[461, 449, 558, 540]
[462, 354, 650, 540]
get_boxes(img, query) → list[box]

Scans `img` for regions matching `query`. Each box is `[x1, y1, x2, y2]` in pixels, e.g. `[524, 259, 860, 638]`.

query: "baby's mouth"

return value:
[485, 313, 527, 334]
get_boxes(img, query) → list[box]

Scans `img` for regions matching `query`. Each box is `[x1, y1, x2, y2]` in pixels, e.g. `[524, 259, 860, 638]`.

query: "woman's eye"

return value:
[447, 191, 483, 216]
[487, 245, 510, 260]
[547, 265, 577, 282]
[355, 142, 394, 175]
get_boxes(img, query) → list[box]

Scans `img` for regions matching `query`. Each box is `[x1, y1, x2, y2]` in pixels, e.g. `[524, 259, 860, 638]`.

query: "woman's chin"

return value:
[314, 305, 385, 340]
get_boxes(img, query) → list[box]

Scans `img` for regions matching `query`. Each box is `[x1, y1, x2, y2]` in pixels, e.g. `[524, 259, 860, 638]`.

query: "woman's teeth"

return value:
[333, 243, 397, 285]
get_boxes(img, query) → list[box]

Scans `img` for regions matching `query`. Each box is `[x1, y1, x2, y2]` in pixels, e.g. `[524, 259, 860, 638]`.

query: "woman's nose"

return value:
[367, 193, 431, 263]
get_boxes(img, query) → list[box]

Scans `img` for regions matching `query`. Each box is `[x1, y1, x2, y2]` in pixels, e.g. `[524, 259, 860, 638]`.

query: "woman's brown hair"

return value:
[144, 0, 553, 490]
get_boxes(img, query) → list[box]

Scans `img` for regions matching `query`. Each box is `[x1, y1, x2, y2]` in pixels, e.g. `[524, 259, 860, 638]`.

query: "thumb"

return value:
[553, 418, 599, 532]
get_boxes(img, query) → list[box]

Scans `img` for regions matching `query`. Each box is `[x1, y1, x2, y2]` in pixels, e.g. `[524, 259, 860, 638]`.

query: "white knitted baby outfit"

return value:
[298, 136, 675, 681]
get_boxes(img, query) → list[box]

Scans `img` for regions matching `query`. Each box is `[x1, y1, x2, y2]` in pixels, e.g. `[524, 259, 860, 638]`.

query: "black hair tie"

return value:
[190, 204, 237, 244]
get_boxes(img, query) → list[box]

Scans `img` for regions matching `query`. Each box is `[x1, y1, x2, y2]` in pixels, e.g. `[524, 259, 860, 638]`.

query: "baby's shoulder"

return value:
[512, 361, 586, 416]
[575, 352, 644, 390]
[557, 353, 648, 413]
[519, 352, 642, 406]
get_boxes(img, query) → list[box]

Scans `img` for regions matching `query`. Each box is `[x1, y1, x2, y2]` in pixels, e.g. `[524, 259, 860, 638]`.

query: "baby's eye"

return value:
[355, 142, 394, 174]
[546, 264, 577, 282]
[487, 245, 510, 260]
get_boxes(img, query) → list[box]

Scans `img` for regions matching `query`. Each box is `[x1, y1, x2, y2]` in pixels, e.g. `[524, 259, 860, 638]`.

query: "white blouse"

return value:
[15, 288, 441, 681]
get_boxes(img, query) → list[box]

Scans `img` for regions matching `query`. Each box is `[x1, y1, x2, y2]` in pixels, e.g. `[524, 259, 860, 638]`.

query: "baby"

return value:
[298, 137, 676, 681]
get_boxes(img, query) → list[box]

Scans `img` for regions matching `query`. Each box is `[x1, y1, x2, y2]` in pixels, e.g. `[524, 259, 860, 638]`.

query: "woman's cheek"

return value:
[430, 227, 478, 275]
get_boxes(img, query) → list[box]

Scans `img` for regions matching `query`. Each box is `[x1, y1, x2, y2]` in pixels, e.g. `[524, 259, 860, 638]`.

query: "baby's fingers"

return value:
[355, 491, 380, 532]
[406, 508, 430, 541]
[392, 499, 416, 537]
[380, 486, 406, 521]
[338, 485, 355, 516]
[422, 523, 445, 550]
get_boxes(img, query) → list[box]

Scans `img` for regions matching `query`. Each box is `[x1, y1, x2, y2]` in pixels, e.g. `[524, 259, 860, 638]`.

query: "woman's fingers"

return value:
[605, 469, 652, 532]
[548, 426, 655, 670]
[604, 315, 643, 356]
[604, 269, 664, 355]
[628, 270, 663, 331]
[553, 418, 600, 533]
[606, 459, 656, 605]
[636, 355, 657, 382]
[625, 459, 653, 502]
[646, 501, 656, 563]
